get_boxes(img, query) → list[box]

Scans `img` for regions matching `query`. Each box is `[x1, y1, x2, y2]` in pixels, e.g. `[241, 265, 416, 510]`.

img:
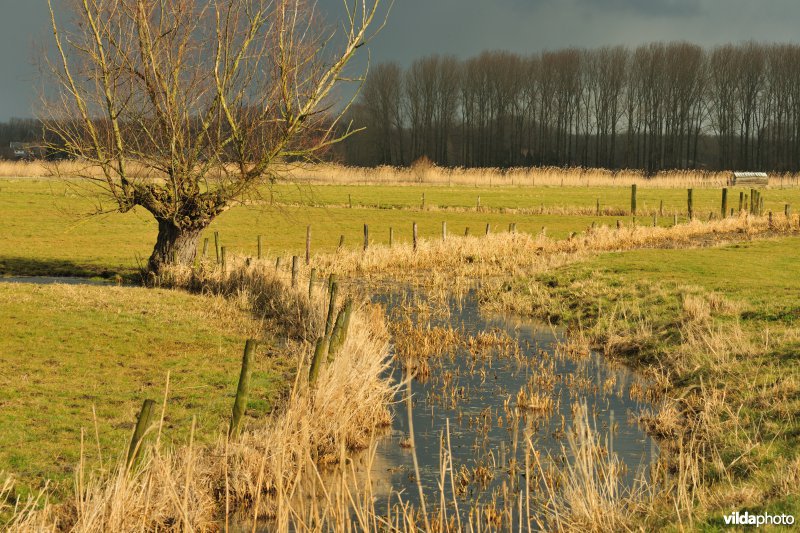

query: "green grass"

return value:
[0, 178, 719, 278]
[0, 282, 291, 497]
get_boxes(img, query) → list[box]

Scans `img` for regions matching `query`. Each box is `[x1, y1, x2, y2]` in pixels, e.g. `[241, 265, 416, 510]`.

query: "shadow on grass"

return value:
[0, 256, 140, 282]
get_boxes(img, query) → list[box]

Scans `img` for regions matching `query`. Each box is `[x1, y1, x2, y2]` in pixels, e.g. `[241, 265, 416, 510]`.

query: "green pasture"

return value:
[0, 282, 290, 497]
[4, 178, 794, 278]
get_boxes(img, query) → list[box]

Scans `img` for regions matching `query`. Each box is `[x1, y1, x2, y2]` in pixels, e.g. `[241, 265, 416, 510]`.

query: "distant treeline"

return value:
[337, 42, 800, 173]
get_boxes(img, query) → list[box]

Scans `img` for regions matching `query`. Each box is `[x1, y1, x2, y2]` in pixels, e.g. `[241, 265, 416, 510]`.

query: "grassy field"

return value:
[3, 170, 800, 528]
[493, 237, 800, 526]
[3, 177, 800, 278]
[0, 282, 291, 497]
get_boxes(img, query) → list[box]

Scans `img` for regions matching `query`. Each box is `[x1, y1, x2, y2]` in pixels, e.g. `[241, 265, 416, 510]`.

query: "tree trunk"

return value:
[147, 219, 204, 274]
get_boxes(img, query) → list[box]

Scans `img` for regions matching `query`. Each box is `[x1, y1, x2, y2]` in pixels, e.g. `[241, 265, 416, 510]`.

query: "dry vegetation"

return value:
[6, 160, 800, 189]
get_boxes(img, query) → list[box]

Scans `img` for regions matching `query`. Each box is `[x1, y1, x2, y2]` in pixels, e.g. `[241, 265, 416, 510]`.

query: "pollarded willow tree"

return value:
[43, 0, 384, 274]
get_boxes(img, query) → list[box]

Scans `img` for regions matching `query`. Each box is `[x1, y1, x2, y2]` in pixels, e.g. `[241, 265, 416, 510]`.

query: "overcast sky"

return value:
[2, 0, 800, 120]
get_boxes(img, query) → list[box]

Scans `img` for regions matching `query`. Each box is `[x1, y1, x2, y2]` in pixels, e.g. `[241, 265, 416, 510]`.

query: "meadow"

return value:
[2, 165, 800, 530]
[3, 173, 800, 278]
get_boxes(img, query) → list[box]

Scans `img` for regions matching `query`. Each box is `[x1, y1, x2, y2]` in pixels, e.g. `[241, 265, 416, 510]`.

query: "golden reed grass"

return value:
[311, 212, 799, 287]
[5, 160, 800, 189]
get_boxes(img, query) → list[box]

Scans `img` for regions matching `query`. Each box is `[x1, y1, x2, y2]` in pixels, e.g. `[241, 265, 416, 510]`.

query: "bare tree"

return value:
[43, 0, 384, 274]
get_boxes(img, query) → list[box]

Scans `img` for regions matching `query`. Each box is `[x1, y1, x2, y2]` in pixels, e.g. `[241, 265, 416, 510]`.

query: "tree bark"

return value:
[147, 219, 204, 274]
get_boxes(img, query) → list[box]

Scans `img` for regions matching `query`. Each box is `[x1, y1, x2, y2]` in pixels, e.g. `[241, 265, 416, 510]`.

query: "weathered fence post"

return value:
[389, 227, 394, 246]
[769, 211, 774, 228]
[739, 191, 744, 213]
[687, 189, 694, 220]
[786, 204, 791, 218]
[477, 196, 481, 210]
[363, 224, 369, 251]
[257, 235, 263, 260]
[305, 226, 311, 265]
[214, 231, 220, 264]
[202, 238, 209, 259]
[721, 188, 728, 218]
[413, 222, 418, 251]
[327, 299, 353, 362]
[338, 235, 345, 250]
[221, 247, 227, 270]
[291, 256, 299, 287]
[760, 195, 764, 216]
[596, 198, 600, 216]
[421, 193, 425, 209]
[308, 268, 316, 299]
[464, 227, 470, 236]
[631, 184, 637, 215]
[653, 213, 657, 227]
[750, 189, 755, 215]
[308, 337, 327, 386]
[228, 340, 256, 439]
[485, 223, 491, 236]
[442, 221, 447, 241]
[325, 278, 338, 337]
[127, 399, 156, 468]
[659, 200, 664, 217]
[673, 213, 678, 226]
[275, 256, 282, 271]
[348, 194, 352, 209]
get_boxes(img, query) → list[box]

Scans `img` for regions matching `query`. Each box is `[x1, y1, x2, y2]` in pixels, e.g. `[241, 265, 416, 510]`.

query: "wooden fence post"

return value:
[786, 204, 791, 218]
[596, 198, 600, 216]
[464, 227, 470, 236]
[421, 193, 425, 209]
[221, 247, 227, 269]
[363, 224, 369, 251]
[477, 196, 481, 210]
[442, 221, 447, 241]
[257, 235, 263, 260]
[739, 191, 744, 212]
[308, 268, 316, 299]
[413, 222, 418, 251]
[327, 299, 353, 362]
[325, 279, 338, 337]
[127, 399, 155, 468]
[338, 235, 345, 250]
[687, 189, 693, 220]
[228, 340, 256, 438]
[485, 223, 491, 235]
[631, 184, 637, 215]
[348, 194, 352, 209]
[673, 214, 678, 226]
[275, 256, 282, 271]
[202, 238, 209, 259]
[389, 227, 394, 246]
[308, 337, 327, 386]
[721, 188, 728, 218]
[214, 231, 220, 264]
[291, 256, 299, 287]
[659, 199, 664, 217]
[305, 226, 311, 265]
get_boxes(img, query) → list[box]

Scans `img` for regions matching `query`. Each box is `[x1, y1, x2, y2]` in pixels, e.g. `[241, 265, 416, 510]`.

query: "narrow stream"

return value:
[368, 288, 657, 512]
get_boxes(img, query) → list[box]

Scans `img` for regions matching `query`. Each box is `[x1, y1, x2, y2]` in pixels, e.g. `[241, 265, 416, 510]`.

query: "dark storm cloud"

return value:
[575, 0, 702, 17]
[3, 1, 800, 120]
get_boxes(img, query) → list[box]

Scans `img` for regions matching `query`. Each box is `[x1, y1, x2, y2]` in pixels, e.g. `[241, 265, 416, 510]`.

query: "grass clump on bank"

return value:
[482, 236, 800, 527]
[0, 282, 291, 498]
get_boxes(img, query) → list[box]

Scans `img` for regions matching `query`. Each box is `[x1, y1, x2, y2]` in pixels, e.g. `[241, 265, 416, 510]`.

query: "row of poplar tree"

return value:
[337, 42, 800, 173]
